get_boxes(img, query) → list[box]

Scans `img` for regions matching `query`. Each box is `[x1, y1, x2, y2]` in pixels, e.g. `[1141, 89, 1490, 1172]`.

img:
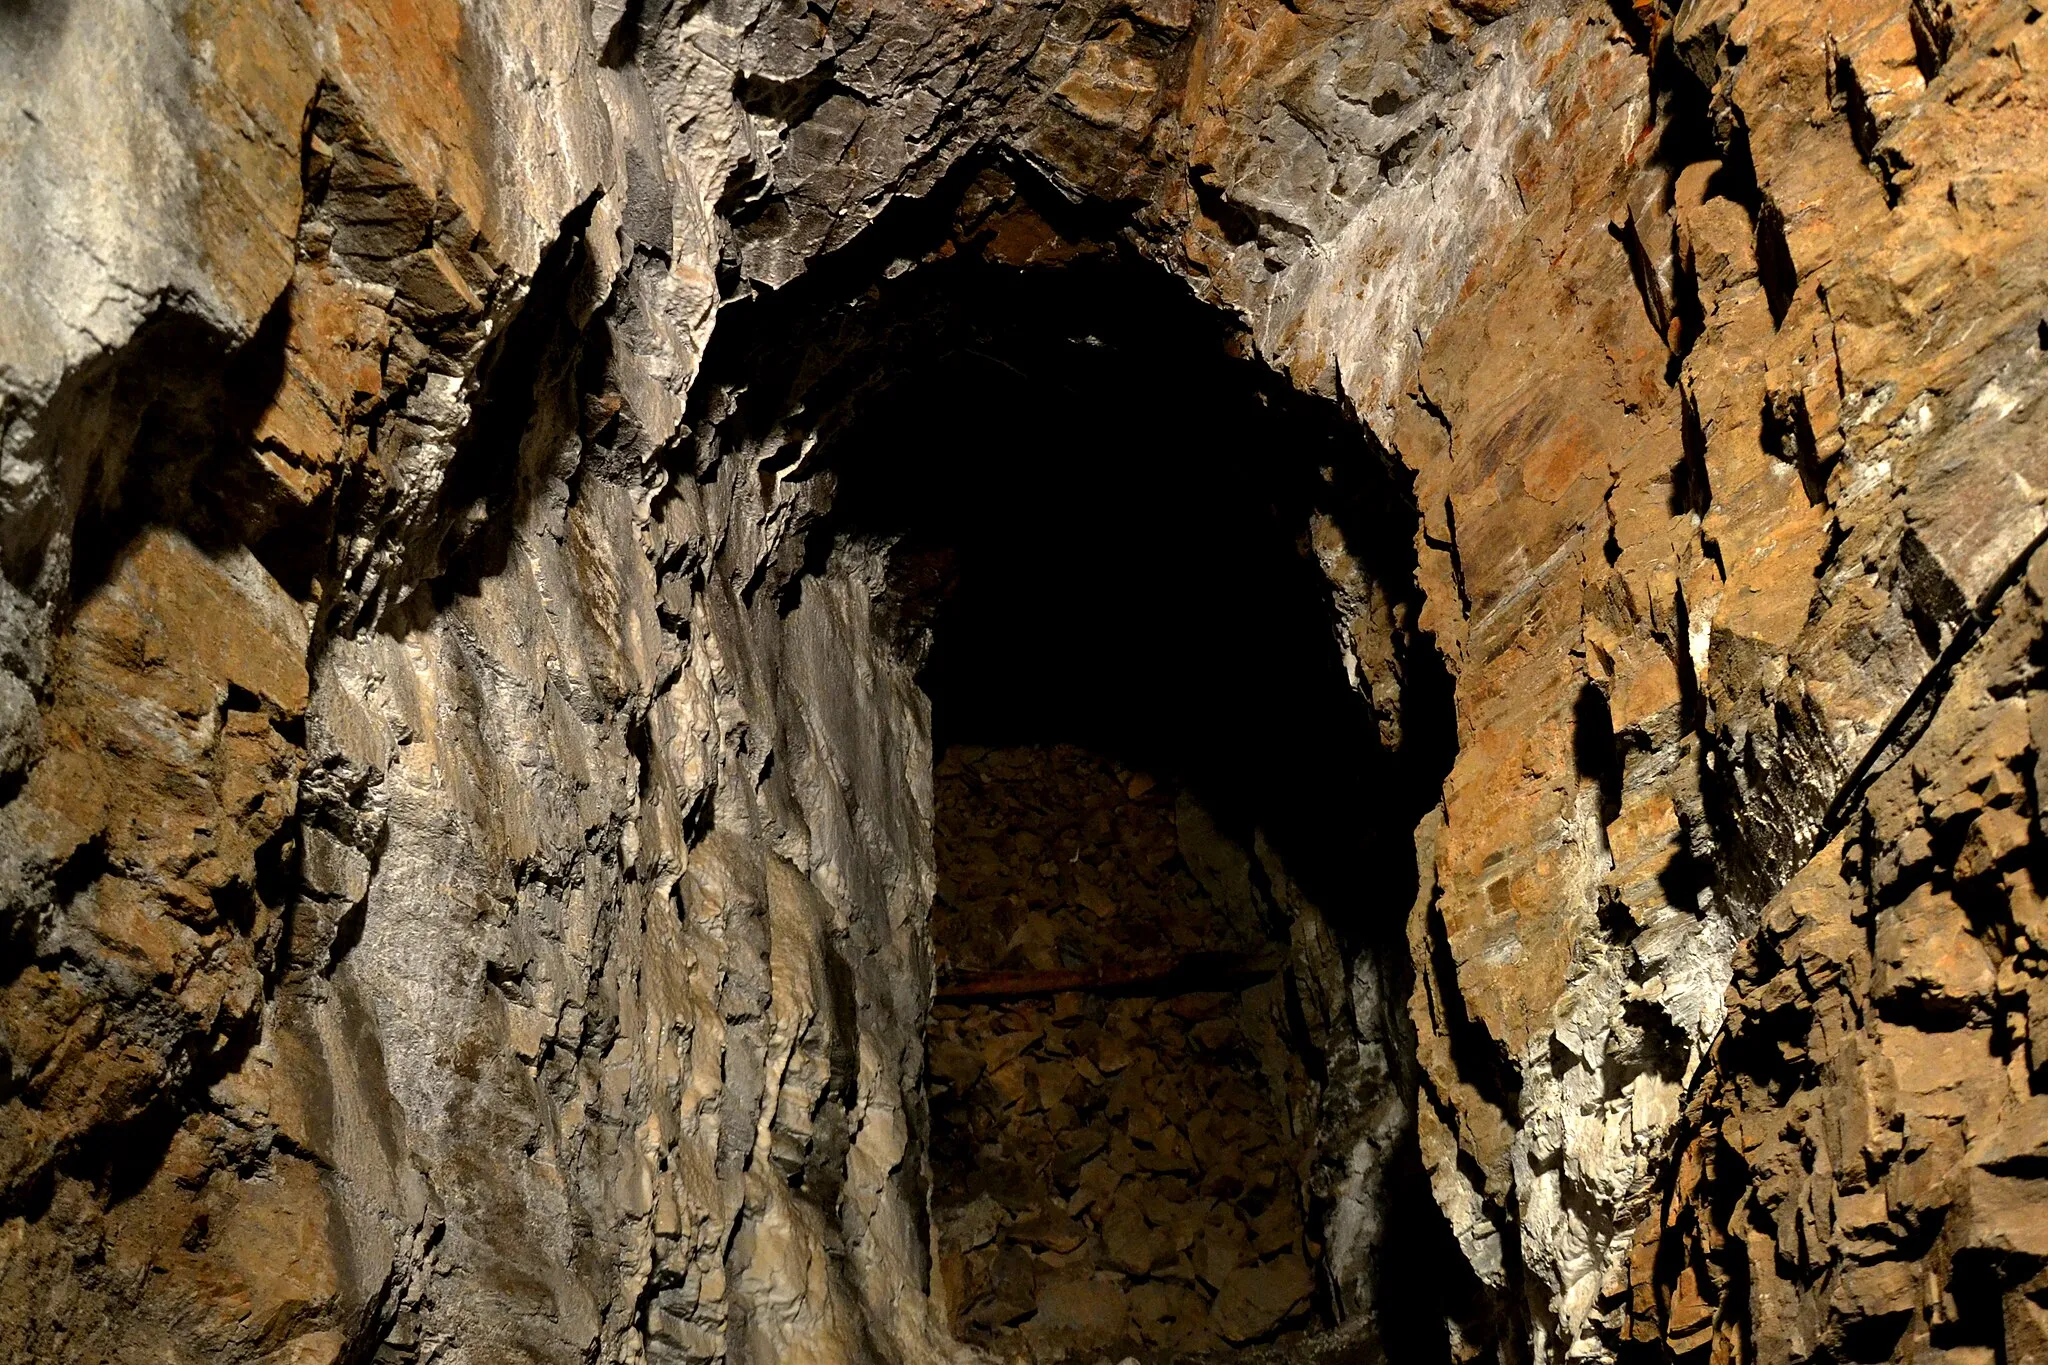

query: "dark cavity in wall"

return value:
[686, 159, 1460, 1362]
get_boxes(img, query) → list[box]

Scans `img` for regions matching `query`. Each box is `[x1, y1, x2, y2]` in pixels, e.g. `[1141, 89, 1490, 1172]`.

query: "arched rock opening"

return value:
[684, 163, 1465, 1362]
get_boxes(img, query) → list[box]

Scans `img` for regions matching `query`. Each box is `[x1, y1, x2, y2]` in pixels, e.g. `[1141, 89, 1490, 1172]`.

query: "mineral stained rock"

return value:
[2, 0, 2045, 1363]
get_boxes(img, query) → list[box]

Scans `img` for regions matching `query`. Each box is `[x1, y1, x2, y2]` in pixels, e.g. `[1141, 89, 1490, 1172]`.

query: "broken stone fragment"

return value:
[1211, 1256, 1315, 1344]
[1010, 1206, 1088, 1255]
[1101, 1200, 1172, 1276]
[1873, 884, 1998, 1021]
[1194, 1205, 1252, 1288]
[298, 825, 370, 904]
[942, 1194, 1005, 1252]
[987, 1245, 1040, 1326]
[1032, 1272, 1131, 1339]
[1129, 1280, 1207, 1347]
[929, 1036, 985, 1092]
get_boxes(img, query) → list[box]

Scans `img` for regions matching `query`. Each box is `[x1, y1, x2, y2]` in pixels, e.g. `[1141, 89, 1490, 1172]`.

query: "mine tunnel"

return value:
[694, 164, 1465, 1362]
[15, 3, 2046, 1360]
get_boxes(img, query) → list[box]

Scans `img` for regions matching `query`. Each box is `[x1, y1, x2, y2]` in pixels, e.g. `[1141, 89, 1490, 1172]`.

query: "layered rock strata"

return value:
[1, 0, 2045, 1363]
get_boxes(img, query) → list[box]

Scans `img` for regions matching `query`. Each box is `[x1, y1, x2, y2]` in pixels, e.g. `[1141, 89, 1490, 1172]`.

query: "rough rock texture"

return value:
[2, 0, 2046, 1363]
[1619, 546, 2048, 1363]
[922, 748, 1315, 1360]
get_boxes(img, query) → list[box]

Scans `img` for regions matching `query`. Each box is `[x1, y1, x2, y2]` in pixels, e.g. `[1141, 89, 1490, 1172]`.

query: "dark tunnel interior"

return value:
[691, 169, 1465, 1360]
[814, 247, 1453, 925]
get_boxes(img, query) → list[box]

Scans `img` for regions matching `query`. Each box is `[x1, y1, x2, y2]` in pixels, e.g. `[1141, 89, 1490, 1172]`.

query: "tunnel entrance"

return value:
[686, 164, 1457, 1362]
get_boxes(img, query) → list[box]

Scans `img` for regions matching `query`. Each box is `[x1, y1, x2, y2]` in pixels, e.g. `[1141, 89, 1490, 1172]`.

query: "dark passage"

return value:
[818, 249, 1430, 912]
[693, 164, 1458, 1362]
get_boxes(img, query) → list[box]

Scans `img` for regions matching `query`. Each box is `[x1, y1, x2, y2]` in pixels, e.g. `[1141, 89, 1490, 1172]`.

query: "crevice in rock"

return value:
[385, 189, 605, 630]
[1574, 682, 1624, 835]
[1753, 197, 1797, 325]
[1760, 389, 1828, 507]
[1812, 524, 2048, 858]
[1829, 50, 1910, 208]
[47, 304, 291, 611]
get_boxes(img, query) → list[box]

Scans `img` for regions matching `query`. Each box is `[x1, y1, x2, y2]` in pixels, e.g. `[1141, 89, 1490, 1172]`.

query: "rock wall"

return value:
[1, 0, 2045, 1363]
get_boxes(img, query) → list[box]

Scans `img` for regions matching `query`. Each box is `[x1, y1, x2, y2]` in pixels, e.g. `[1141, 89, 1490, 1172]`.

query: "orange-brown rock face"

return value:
[1351, 1, 2048, 1357]
[1622, 550, 2048, 1362]
[2, 0, 2045, 1362]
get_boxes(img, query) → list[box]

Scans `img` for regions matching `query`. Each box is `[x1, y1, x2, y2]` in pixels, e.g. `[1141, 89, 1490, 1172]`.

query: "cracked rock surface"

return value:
[2, 0, 2047, 1363]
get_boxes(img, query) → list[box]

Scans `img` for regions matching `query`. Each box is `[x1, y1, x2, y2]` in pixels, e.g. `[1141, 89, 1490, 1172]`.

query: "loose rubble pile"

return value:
[926, 746, 1322, 1361]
